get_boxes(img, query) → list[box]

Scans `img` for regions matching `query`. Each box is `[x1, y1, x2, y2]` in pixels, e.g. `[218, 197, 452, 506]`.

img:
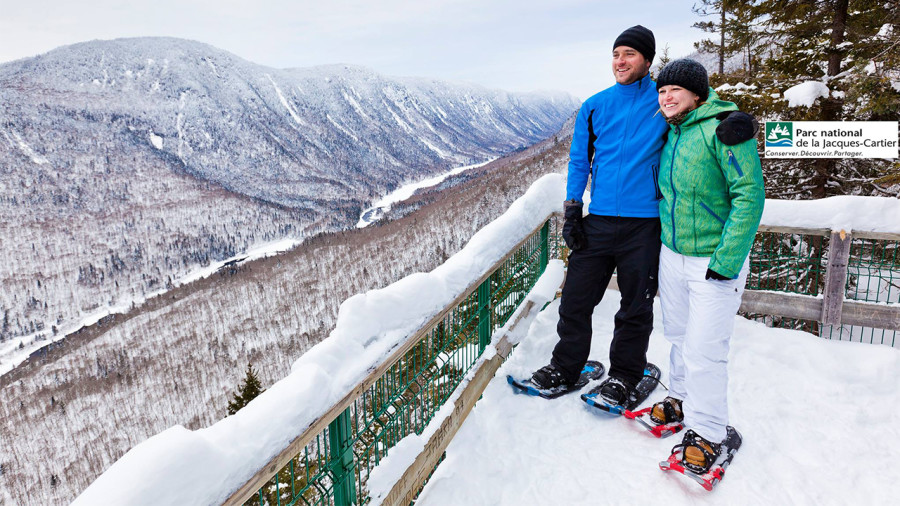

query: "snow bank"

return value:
[73, 174, 566, 506]
[783, 80, 830, 107]
[761, 196, 900, 234]
[417, 295, 900, 505]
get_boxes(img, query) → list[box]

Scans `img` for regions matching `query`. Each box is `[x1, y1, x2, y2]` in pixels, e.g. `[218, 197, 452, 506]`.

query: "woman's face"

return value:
[658, 85, 700, 118]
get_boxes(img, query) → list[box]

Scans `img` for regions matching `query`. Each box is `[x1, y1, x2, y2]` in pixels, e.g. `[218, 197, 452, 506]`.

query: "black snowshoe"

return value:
[507, 361, 605, 399]
[581, 363, 661, 415]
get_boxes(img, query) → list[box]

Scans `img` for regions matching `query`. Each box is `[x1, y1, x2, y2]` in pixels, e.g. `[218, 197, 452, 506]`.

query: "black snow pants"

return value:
[551, 215, 661, 386]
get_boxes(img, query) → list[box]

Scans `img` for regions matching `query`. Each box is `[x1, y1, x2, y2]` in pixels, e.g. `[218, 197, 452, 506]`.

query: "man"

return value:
[530, 26, 756, 407]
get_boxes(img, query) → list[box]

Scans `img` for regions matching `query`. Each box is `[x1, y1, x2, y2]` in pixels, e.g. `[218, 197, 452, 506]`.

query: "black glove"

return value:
[562, 200, 586, 251]
[705, 268, 730, 281]
[715, 111, 759, 145]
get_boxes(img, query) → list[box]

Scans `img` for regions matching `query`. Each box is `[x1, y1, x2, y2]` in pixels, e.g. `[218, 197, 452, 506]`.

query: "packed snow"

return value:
[0, 238, 301, 377]
[760, 196, 900, 234]
[72, 173, 566, 505]
[416, 292, 900, 505]
[356, 159, 496, 228]
[783, 81, 830, 107]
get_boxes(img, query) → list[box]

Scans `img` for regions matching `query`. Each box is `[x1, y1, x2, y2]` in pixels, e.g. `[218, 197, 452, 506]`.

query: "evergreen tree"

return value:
[693, 1, 766, 76]
[693, 0, 731, 74]
[227, 362, 264, 416]
[654, 44, 673, 77]
[725, 1, 766, 76]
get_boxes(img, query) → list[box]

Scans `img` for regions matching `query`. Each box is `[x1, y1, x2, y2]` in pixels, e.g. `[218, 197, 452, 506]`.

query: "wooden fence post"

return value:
[821, 229, 852, 327]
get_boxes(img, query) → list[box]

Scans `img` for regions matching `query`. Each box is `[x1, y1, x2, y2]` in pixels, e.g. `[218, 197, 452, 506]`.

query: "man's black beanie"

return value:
[613, 25, 656, 63]
[656, 58, 710, 102]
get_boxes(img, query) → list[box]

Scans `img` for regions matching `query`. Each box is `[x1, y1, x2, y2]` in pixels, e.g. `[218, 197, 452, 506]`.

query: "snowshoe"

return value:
[507, 360, 604, 399]
[582, 363, 661, 415]
[659, 426, 743, 491]
[624, 396, 685, 438]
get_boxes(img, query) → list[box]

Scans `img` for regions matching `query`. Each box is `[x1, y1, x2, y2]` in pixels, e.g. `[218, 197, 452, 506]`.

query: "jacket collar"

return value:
[615, 72, 653, 96]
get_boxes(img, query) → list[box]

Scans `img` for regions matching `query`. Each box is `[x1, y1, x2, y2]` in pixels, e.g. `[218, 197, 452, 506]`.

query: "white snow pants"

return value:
[659, 245, 749, 442]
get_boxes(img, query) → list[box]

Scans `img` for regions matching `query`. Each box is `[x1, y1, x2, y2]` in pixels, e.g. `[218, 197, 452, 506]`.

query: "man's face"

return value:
[612, 46, 650, 85]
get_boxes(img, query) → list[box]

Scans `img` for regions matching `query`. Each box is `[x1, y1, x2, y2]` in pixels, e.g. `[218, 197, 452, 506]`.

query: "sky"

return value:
[0, 0, 707, 100]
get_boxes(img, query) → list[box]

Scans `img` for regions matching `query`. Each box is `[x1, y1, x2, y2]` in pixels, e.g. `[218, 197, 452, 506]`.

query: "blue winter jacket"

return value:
[567, 72, 668, 217]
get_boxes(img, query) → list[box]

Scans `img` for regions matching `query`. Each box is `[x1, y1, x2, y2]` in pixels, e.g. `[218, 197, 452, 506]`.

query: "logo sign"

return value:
[764, 121, 898, 159]
[765, 122, 793, 147]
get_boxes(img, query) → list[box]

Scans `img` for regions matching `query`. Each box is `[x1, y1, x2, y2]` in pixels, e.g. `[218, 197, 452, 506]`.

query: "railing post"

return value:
[328, 409, 357, 506]
[821, 229, 852, 327]
[539, 220, 550, 273]
[477, 278, 492, 352]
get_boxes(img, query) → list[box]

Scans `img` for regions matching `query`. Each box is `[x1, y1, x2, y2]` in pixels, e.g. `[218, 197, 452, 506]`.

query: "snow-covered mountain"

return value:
[0, 37, 578, 353]
[1, 37, 576, 209]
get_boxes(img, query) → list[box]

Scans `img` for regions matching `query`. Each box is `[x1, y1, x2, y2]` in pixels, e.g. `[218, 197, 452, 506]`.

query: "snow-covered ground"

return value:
[356, 159, 495, 228]
[0, 238, 301, 376]
[417, 293, 900, 505]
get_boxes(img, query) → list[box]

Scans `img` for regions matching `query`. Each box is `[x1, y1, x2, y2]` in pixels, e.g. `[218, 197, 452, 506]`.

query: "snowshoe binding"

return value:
[624, 396, 685, 438]
[507, 360, 604, 399]
[582, 363, 661, 415]
[659, 426, 743, 491]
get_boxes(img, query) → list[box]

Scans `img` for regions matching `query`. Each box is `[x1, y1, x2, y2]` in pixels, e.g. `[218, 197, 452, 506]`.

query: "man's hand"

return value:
[715, 111, 759, 145]
[562, 200, 586, 251]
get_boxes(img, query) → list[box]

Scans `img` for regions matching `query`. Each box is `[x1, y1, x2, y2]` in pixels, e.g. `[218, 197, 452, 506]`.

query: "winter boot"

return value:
[649, 396, 684, 425]
[677, 429, 722, 473]
[596, 376, 634, 406]
[530, 364, 575, 390]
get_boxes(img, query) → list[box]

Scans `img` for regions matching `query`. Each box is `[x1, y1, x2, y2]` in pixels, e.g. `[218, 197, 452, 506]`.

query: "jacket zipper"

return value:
[727, 150, 743, 177]
[669, 125, 681, 252]
[615, 80, 640, 216]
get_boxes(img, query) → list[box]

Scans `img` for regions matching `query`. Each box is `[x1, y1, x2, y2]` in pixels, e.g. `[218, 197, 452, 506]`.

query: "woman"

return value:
[650, 59, 765, 473]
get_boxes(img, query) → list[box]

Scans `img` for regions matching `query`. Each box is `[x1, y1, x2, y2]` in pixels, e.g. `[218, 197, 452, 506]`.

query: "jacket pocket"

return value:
[651, 163, 662, 201]
[727, 150, 744, 177]
[699, 201, 726, 225]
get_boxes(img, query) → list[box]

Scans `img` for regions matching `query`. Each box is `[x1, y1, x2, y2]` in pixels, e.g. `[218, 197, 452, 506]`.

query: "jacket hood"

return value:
[678, 89, 738, 128]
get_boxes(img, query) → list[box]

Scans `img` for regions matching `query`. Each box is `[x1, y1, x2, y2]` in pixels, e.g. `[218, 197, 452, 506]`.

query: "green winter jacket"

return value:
[658, 89, 765, 279]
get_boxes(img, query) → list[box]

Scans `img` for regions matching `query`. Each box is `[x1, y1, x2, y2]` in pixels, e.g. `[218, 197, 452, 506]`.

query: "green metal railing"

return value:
[744, 230, 899, 346]
[242, 220, 553, 506]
